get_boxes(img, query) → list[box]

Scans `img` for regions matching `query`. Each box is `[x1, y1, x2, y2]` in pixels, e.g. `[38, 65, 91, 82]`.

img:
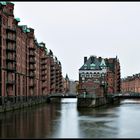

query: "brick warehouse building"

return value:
[0, 2, 63, 105]
[78, 55, 121, 97]
[121, 73, 140, 93]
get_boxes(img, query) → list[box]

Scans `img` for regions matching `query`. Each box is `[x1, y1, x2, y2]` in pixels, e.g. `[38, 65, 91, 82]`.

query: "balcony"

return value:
[6, 80, 15, 85]
[29, 83, 35, 88]
[42, 72, 46, 76]
[51, 77, 55, 81]
[55, 72, 59, 76]
[6, 26, 16, 32]
[6, 56, 16, 62]
[6, 46, 16, 52]
[41, 56, 47, 60]
[55, 68, 59, 71]
[29, 58, 35, 64]
[55, 83, 59, 87]
[42, 77, 47, 81]
[51, 73, 55, 77]
[29, 47, 35, 50]
[51, 69, 55, 72]
[59, 84, 63, 87]
[29, 72, 35, 78]
[50, 82, 54, 86]
[6, 37, 16, 43]
[41, 61, 47, 65]
[41, 66, 46, 70]
[6, 66, 16, 72]
[29, 65, 35, 71]
[29, 51, 35, 57]
[42, 83, 47, 88]
[42, 86, 46, 89]
[51, 64, 54, 67]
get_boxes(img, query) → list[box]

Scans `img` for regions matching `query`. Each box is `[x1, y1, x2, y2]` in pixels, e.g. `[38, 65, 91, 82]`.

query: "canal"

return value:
[0, 98, 140, 138]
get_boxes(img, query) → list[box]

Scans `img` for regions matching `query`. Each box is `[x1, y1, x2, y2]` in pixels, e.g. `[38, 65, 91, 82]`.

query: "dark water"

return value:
[0, 98, 140, 138]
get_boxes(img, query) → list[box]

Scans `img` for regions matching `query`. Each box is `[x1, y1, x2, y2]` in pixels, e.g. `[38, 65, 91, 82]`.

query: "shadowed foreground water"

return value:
[0, 98, 140, 138]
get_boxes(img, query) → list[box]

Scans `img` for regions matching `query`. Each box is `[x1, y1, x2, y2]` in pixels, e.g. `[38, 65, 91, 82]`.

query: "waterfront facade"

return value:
[78, 55, 121, 97]
[121, 73, 140, 93]
[0, 2, 63, 106]
[63, 74, 70, 93]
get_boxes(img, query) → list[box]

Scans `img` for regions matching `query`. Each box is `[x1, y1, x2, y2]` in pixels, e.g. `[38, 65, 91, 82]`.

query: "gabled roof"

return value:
[100, 59, 106, 67]
[79, 55, 105, 70]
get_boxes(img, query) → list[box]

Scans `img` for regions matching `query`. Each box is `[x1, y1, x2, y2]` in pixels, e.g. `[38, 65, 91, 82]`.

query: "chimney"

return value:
[84, 57, 87, 63]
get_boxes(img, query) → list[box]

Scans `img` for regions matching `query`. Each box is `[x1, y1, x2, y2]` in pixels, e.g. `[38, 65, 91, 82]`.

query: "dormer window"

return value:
[84, 64, 87, 69]
[100, 59, 106, 69]
[90, 63, 96, 69]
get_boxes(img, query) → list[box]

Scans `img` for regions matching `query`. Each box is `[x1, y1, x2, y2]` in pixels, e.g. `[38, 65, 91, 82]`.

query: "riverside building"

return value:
[78, 55, 121, 97]
[0, 2, 63, 106]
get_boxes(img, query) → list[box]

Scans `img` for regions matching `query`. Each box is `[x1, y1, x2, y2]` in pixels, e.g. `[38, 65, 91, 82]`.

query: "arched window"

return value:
[90, 72, 92, 77]
[86, 72, 89, 77]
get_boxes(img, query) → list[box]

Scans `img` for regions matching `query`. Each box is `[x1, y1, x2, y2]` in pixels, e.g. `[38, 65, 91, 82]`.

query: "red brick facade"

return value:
[106, 58, 121, 94]
[121, 74, 140, 93]
[79, 56, 121, 97]
[0, 2, 63, 105]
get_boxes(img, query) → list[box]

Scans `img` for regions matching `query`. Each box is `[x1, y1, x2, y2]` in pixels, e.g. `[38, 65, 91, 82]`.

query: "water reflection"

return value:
[117, 100, 140, 138]
[0, 104, 61, 139]
[77, 106, 120, 138]
[50, 98, 80, 138]
[0, 99, 140, 138]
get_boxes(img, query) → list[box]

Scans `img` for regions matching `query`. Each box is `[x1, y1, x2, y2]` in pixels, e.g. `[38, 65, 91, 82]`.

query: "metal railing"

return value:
[77, 93, 97, 98]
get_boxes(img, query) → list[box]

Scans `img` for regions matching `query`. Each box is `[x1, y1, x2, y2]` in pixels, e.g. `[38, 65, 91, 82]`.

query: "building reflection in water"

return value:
[0, 103, 61, 139]
[77, 105, 120, 138]
[1, 99, 140, 138]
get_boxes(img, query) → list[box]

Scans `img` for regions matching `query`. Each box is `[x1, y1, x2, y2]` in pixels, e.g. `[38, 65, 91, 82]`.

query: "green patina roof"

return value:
[7, 1, 14, 5]
[90, 63, 96, 67]
[0, 1, 14, 5]
[0, 2, 6, 5]
[79, 56, 102, 70]
[19, 25, 31, 33]
[19, 25, 27, 33]
[15, 18, 20, 22]
[26, 29, 30, 33]
[100, 59, 106, 67]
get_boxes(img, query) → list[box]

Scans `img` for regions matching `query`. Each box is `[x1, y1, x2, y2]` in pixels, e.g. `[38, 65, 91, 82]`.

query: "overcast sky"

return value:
[13, 2, 140, 80]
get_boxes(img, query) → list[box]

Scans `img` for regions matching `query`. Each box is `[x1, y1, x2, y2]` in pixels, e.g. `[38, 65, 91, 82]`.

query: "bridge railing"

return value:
[47, 93, 64, 97]
[47, 92, 77, 98]
[77, 93, 97, 98]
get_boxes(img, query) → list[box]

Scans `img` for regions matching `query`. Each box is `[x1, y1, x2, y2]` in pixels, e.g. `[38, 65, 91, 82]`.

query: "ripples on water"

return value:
[0, 99, 140, 138]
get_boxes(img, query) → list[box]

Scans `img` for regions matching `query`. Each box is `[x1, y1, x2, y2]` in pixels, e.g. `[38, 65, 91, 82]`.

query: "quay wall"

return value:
[77, 96, 120, 108]
[0, 96, 49, 113]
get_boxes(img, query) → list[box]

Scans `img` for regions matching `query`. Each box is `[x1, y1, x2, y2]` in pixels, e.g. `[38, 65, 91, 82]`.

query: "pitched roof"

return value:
[79, 55, 106, 70]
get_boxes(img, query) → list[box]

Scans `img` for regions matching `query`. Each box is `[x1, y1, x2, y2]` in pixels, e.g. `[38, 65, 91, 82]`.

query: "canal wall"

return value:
[0, 96, 48, 113]
[77, 95, 120, 108]
[77, 97, 107, 108]
[46, 97, 61, 103]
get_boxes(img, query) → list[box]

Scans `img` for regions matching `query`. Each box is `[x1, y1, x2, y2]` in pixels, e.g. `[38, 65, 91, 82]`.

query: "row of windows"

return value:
[84, 66, 106, 70]
[80, 72, 106, 78]
[81, 75, 104, 78]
